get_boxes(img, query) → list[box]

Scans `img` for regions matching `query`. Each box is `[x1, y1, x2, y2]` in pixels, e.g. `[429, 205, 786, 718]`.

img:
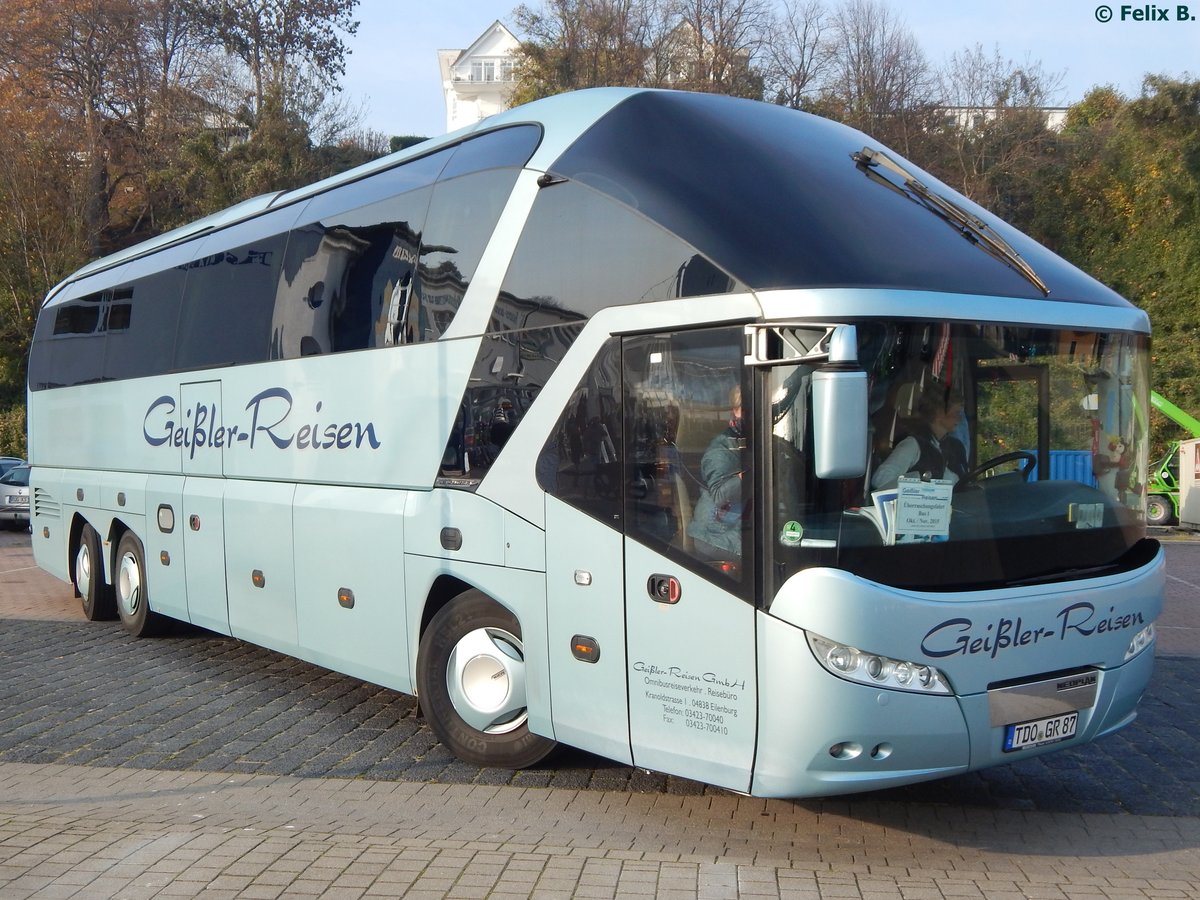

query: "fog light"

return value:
[829, 742, 862, 760]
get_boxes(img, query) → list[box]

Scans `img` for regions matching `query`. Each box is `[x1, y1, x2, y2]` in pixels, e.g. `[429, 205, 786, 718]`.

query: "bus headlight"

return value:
[1124, 623, 1155, 661]
[806, 632, 952, 695]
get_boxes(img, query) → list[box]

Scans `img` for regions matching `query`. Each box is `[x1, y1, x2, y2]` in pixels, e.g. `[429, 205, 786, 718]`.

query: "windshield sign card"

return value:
[894, 477, 953, 541]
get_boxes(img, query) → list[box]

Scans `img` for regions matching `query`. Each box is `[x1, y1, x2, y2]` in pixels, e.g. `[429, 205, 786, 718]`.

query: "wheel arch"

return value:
[68, 511, 128, 590]
[419, 574, 484, 641]
[67, 513, 89, 595]
[406, 560, 552, 740]
[413, 581, 556, 767]
[105, 516, 135, 573]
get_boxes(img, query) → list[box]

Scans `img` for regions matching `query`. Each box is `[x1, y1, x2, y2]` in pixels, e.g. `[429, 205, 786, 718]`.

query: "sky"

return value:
[339, 0, 1199, 139]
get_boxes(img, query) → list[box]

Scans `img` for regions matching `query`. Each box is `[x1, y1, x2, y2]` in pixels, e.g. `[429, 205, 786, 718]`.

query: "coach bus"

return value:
[27, 88, 1162, 797]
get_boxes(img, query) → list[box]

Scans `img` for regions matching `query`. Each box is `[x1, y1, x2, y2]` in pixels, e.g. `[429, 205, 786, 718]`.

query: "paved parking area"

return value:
[2, 532, 1199, 898]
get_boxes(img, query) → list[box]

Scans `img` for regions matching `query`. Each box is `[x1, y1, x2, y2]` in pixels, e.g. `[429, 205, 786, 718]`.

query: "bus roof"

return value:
[45, 89, 640, 305]
[47, 88, 1136, 314]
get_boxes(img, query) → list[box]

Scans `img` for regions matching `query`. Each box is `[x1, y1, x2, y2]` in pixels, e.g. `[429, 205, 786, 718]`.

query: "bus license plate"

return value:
[1004, 711, 1078, 752]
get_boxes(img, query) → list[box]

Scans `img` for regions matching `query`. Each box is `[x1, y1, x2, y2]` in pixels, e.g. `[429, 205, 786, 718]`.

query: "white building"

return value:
[438, 21, 520, 134]
[940, 106, 1070, 133]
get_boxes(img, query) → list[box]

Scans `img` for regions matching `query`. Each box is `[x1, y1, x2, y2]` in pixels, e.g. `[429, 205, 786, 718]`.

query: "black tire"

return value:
[1146, 494, 1175, 527]
[416, 590, 555, 768]
[74, 523, 116, 621]
[113, 531, 162, 637]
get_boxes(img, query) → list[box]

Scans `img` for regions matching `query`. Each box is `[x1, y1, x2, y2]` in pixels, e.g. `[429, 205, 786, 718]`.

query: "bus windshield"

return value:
[767, 322, 1151, 594]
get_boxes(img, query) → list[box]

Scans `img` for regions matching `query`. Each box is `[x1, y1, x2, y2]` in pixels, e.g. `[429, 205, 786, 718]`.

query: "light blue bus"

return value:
[27, 89, 1162, 797]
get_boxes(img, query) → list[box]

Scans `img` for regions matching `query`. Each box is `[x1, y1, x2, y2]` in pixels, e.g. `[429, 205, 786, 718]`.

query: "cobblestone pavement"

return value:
[2, 532, 1199, 898]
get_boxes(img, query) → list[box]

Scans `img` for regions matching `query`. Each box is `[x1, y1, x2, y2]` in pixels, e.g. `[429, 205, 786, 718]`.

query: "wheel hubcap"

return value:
[75, 543, 92, 599]
[117, 551, 141, 617]
[446, 627, 528, 734]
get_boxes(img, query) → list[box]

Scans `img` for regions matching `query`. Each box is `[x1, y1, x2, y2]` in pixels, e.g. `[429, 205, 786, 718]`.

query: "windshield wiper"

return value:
[853, 147, 1050, 297]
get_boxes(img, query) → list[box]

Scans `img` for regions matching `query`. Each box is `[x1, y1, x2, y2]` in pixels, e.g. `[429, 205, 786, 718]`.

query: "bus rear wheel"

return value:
[74, 523, 116, 621]
[1146, 494, 1175, 527]
[416, 590, 555, 768]
[114, 532, 162, 637]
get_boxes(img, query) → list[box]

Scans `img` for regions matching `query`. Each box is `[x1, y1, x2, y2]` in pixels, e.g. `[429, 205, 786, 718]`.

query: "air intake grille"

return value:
[32, 487, 60, 520]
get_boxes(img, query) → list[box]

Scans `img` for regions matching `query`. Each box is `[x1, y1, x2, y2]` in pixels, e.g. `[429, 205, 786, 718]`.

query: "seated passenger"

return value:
[872, 390, 968, 491]
[688, 385, 747, 558]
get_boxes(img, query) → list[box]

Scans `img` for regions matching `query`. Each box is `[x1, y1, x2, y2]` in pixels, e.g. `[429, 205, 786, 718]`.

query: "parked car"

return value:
[0, 457, 23, 479]
[0, 465, 30, 529]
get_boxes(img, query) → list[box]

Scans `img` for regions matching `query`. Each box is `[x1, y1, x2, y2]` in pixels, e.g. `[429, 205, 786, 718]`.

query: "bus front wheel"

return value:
[416, 590, 555, 768]
[114, 532, 162, 637]
[74, 523, 116, 621]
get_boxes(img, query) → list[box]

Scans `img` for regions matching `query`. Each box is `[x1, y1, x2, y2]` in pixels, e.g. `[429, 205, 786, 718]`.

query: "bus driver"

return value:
[872, 389, 969, 492]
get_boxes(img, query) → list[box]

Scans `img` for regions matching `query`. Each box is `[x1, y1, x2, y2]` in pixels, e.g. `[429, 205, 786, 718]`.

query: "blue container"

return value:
[1024, 449, 1096, 486]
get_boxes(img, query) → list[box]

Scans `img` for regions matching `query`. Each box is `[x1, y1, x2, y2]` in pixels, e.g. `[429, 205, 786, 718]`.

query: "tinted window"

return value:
[175, 207, 300, 369]
[104, 268, 186, 380]
[52, 294, 104, 335]
[298, 148, 452, 224]
[438, 125, 541, 180]
[418, 169, 521, 341]
[537, 338, 623, 525]
[30, 238, 197, 390]
[550, 91, 1132, 306]
[274, 188, 431, 358]
[496, 181, 737, 329]
[441, 323, 582, 486]
[29, 289, 108, 389]
[623, 328, 751, 592]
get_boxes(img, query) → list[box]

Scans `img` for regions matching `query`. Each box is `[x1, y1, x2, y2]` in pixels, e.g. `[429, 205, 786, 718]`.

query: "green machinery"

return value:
[1147, 392, 1200, 525]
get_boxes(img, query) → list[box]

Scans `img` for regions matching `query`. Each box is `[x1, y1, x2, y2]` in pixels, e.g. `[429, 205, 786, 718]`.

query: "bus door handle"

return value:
[647, 574, 681, 604]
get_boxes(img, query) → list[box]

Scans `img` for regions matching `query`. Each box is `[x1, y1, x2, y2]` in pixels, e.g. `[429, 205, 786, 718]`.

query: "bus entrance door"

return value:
[623, 540, 757, 793]
[620, 327, 757, 791]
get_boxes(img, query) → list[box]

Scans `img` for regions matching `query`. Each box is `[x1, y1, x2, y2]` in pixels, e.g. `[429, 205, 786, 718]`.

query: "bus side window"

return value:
[537, 338, 623, 525]
[418, 169, 523, 341]
[175, 206, 300, 370]
[441, 325, 582, 486]
[275, 188, 431, 359]
[622, 329, 751, 588]
[494, 180, 739, 330]
[30, 289, 109, 389]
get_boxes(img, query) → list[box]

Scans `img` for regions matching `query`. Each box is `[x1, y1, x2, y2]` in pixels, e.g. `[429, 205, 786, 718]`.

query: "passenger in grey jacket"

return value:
[688, 385, 747, 558]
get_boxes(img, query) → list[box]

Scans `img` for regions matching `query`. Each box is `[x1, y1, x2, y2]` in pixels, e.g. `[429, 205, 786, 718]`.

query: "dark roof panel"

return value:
[549, 91, 1131, 308]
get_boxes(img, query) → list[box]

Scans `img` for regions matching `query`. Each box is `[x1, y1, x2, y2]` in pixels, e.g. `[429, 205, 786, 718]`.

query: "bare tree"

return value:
[199, 0, 359, 122]
[511, 0, 665, 103]
[0, 0, 149, 254]
[666, 0, 771, 98]
[511, 0, 769, 102]
[761, 0, 830, 109]
[932, 43, 1065, 213]
[822, 0, 934, 152]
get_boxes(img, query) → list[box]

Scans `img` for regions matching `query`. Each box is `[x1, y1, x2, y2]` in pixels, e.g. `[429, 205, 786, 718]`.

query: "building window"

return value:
[471, 60, 496, 82]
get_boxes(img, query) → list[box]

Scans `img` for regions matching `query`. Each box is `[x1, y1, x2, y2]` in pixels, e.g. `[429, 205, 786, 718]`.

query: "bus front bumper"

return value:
[750, 610, 1156, 799]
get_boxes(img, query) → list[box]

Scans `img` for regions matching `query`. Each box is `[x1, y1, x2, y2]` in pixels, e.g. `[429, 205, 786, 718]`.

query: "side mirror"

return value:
[812, 325, 869, 479]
